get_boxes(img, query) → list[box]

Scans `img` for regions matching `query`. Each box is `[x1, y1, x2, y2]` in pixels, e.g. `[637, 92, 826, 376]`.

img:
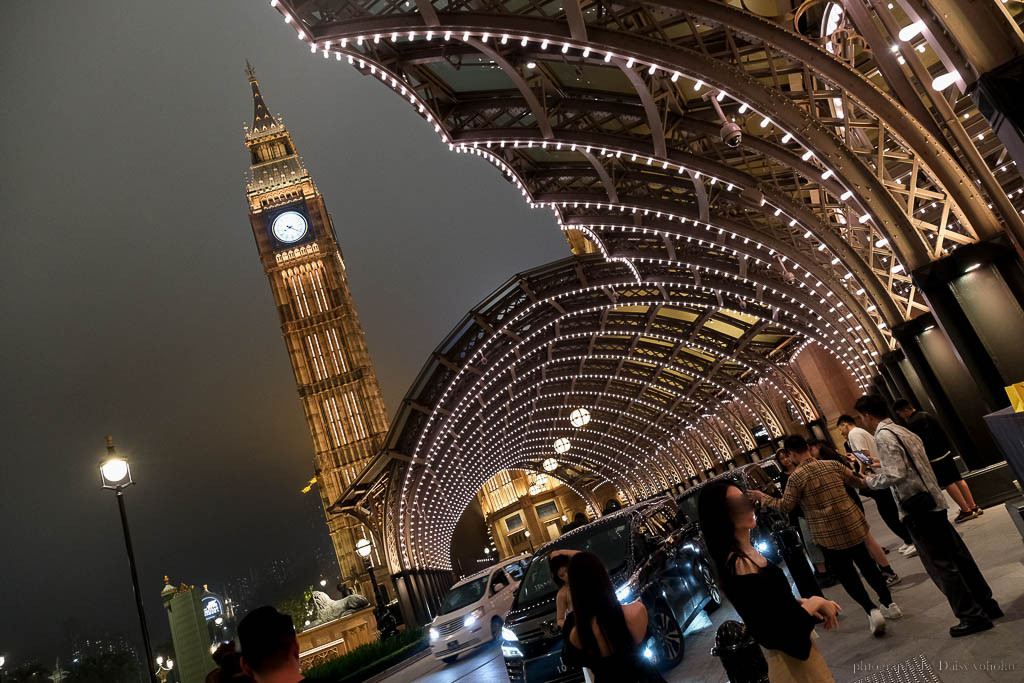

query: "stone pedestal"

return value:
[297, 607, 377, 671]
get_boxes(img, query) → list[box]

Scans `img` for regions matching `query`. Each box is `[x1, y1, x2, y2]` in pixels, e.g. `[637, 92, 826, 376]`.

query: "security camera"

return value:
[721, 121, 742, 148]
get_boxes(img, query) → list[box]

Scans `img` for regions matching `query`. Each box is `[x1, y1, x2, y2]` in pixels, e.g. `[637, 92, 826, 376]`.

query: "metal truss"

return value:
[277, 0, 1023, 332]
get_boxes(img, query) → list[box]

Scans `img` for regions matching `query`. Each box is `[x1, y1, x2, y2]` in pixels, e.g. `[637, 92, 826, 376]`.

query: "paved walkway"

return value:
[381, 497, 1024, 682]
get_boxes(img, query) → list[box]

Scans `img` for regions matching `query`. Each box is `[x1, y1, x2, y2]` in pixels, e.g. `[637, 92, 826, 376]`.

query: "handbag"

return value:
[879, 428, 935, 516]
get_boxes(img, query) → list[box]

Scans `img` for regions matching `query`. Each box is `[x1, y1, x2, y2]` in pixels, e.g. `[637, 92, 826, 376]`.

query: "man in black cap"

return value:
[238, 606, 309, 683]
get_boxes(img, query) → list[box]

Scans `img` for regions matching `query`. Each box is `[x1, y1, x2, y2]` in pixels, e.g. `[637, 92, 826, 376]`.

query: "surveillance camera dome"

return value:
[721, 121, 742, 148]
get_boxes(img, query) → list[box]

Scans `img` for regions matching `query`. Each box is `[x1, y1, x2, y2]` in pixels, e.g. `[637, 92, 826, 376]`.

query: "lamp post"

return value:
[154, 657, 173, 683]
[99, 436, 157, 683]
[524, 530, 535, 553]
[354, 538, 383, 607]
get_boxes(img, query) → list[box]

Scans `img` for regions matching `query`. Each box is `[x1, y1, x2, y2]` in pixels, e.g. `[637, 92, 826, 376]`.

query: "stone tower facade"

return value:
[242, 65, 390, 589]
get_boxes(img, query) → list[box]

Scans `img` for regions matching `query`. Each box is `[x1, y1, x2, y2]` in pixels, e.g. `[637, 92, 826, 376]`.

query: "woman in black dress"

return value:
[560, 551, 665, 682]
[698, 480, 840, 682]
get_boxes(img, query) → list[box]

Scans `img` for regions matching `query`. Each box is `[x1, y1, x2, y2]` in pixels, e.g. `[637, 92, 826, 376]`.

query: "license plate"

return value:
[447, 640, 459, 649]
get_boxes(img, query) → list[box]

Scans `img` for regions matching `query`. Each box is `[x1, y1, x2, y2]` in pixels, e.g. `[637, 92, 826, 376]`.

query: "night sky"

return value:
[0, 1, 565, 663]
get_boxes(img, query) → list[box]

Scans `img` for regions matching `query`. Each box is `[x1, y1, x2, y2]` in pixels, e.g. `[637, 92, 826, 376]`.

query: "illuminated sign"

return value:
[202, 596, 223, 621]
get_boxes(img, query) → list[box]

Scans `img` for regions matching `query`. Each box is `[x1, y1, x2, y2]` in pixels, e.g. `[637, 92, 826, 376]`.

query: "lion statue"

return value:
[308, 591, 370, 624]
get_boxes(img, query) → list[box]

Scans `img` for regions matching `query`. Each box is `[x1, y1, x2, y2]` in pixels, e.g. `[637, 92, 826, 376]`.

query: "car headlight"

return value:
[464, 607, 484, 628]
[615, 584, 632, 603]
[501, 626, 518, 642]
[429, 627, 439, 642]
[502, 644, 524, 658]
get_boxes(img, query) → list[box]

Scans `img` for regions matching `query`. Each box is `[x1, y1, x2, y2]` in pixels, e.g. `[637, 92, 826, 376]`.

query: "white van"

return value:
[428, 554, 532, 663]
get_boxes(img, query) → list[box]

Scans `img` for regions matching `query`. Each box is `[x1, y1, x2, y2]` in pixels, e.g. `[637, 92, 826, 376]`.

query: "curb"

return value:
[363, 647, 432, 683]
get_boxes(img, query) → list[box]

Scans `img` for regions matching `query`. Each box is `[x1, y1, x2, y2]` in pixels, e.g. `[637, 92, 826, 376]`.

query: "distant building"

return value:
[477, 470, 593, 558]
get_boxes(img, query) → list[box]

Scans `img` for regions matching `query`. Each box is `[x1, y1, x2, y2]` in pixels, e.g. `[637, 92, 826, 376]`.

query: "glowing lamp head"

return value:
[100, 457, 132, 489]
[355, 538, 373, 558]
[166, 660, 173, 670]
[542, 457, 558, 472]
[156, 657, 164, 666]
[553, 437, 571, 454]
[569, 407, 591, 428]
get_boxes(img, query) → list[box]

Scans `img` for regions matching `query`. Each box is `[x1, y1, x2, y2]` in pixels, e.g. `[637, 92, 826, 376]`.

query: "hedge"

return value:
[305, 627, 428, 683]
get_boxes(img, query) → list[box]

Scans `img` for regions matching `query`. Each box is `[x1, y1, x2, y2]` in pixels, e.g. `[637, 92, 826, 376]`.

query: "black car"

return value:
[500, 497, 721, 682]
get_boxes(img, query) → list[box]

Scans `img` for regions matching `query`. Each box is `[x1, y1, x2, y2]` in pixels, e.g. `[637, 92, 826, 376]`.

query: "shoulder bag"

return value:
[879, 428, 935, 516]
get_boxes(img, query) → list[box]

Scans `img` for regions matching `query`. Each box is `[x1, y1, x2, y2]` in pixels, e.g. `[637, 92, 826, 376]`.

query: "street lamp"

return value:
[99, 436, 157, 683]
[155, 657, 173, 683]
[524, 530, 535, 552]
[354, 538, 384, 608]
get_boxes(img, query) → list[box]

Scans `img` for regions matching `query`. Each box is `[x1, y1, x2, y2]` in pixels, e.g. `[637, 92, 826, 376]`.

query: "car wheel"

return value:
[490, 616, 503, 642]
[442, 655, 459, 664]
[650, 602, 685, 670]
[701, 562, 722, 613]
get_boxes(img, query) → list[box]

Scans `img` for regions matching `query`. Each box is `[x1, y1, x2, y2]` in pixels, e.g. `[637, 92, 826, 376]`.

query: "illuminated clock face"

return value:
[272, 211, 308, 243]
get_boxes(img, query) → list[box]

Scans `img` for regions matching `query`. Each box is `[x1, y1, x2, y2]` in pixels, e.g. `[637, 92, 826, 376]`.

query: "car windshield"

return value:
[514, 522, 631, 608]
[439, 575, 488, 614]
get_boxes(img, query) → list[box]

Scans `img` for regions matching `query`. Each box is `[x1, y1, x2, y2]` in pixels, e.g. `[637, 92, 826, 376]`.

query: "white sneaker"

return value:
[880, 603, 903, 619]
[900, 544, 918, 558]
[869, 608, 886, 636]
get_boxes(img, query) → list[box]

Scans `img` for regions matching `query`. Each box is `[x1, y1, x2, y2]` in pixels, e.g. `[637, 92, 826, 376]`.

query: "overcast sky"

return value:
[0, 0, 565, 663]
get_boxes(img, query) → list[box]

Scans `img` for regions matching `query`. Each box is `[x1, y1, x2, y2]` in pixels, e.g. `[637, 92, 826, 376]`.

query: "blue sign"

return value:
[202, 596, 223, 621]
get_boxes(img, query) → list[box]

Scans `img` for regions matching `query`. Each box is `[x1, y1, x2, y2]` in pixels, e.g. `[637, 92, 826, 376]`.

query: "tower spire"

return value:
[246, 61, 279, 132]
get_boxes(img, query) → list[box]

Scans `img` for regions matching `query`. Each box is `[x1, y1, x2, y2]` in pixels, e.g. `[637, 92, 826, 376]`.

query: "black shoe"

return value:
[982, 601, 1004, 620]
[949, 619, 994, 637]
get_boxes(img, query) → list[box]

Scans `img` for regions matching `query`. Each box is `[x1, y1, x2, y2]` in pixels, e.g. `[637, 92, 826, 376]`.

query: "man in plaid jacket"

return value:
[750, 434, 901, 636]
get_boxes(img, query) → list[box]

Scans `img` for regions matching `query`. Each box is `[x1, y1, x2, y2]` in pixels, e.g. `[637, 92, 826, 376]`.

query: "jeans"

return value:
[862, 488, 913, 545]
[903, 509, 994, 622]
[821, 542, 893, 613]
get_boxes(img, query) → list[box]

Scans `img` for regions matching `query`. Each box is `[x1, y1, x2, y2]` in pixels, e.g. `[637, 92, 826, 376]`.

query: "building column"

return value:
[895, 235, 1024, 469]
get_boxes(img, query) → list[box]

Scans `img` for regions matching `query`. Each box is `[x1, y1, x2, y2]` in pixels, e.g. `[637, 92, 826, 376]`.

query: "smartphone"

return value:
[852, 451, 873, 465]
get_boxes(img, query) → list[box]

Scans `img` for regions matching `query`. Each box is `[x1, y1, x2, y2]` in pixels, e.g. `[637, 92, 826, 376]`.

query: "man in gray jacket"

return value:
[854, 394, 1001, 637]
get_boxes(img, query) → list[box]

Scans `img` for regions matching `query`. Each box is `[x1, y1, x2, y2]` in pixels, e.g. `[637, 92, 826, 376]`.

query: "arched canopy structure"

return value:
[337, 254, 831, 571]
[267, 1, 1024, 577]
[270, 0, 1024, 346]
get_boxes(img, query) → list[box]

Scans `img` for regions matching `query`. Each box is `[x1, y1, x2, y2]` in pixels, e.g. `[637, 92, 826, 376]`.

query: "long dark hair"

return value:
[697, 479, 748, 583]
[567, 552, 634, 657]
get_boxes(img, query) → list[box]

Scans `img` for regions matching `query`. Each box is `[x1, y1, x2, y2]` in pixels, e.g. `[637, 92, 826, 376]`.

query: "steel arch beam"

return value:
[454, 123, 900, 331]
[309, 14, 937, 268]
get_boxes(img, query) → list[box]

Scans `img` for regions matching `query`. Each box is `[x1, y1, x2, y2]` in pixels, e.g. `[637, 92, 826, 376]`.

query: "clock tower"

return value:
[243, 63, 390, 595]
